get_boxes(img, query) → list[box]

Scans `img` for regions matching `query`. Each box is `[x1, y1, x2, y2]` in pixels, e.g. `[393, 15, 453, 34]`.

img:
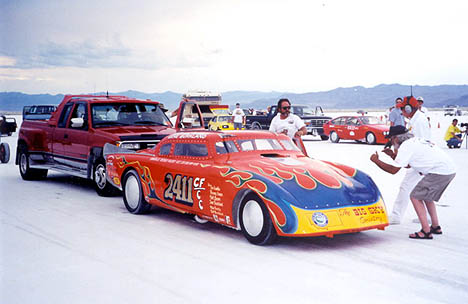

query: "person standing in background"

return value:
[232, 103, 245, 130]
[389, 97, 406, 126]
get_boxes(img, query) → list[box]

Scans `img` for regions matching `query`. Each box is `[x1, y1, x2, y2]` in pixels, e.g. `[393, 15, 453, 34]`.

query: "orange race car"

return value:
[323, 115, 389, 144]
[104, 129, 388, 245]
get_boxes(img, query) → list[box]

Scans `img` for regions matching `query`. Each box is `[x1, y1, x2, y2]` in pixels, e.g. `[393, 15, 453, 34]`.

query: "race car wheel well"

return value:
[239, 192, 277, 245]
[122, 169, 151, 214]
[232, 189, 252, 229]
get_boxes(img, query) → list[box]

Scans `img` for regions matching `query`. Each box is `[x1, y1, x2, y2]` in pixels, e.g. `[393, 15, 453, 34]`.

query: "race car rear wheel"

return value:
[330, 131, 340, 143]
[0, 142, 10, 163]
[239, 193, 276, 245]
[93, 159, 118, 197]
[366, 132, 376, 145]
[18, 145, 47, 180]
[122, 169, 151, 214]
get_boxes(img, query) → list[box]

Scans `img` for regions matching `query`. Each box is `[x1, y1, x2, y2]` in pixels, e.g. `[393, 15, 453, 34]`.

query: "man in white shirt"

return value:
[370, 126, 456, 239]
[269, 98, 307, 138]
[232, 103, 245, 130]
[385, 96, 431, 224]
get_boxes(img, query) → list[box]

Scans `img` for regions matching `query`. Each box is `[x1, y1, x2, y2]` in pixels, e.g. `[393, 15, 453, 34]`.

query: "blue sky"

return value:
[1, 0, 467, 94]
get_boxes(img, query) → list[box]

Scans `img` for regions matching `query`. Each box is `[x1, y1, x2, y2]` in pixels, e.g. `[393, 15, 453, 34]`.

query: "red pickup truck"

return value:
[16, 94, 178, 196]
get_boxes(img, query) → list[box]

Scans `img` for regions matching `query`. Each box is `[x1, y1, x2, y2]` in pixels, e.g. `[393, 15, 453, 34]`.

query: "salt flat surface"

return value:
[1, 111, 467, 304]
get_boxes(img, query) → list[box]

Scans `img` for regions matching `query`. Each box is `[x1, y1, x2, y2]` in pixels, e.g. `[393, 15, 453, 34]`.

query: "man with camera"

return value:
[444, 119, 464, 149]
[370, 125, 456, 239]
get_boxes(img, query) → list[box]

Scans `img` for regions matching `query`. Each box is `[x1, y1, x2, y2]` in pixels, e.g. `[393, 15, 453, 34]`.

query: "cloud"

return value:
[1, 36, 220, 71]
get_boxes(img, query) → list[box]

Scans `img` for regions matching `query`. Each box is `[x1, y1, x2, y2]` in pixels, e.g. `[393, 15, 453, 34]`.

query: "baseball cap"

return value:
[417, 96, 424, 102]
[385, 125, 408, 138]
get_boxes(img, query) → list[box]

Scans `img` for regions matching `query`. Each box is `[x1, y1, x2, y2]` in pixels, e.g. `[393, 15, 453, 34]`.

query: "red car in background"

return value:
[323, 116, 389, 144]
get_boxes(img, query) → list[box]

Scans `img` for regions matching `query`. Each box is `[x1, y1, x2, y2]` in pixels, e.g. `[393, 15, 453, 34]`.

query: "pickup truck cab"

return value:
[245, 104, 332, 140]
[16, 94, 181, 196]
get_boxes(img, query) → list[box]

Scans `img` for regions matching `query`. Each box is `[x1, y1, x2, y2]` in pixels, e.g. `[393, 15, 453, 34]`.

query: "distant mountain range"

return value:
[1, 84, 467, 112]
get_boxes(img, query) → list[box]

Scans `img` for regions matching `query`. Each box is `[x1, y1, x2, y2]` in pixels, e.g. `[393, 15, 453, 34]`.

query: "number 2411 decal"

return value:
[164, 173, 206, 207]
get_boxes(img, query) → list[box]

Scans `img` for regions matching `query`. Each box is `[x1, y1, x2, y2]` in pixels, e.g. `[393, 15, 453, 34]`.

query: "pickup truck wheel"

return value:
[0, 142, 10, 163]
[250, 122, 262, 130]
[239, 193, 277, 245]
[18, 146, 47, 180]
[93, 160, 117, 196]
[366, 132, 376, 145]
[122, 169, 151, 214]
[330, 131, 340, 143]
[320, 135, 329, 141]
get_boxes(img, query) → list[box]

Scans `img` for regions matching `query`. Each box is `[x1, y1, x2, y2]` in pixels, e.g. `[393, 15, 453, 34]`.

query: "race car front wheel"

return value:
[330, 131, 340, 143]
[366, 132, 376, 145]
[122, 169, 151, 214]
[239, 193, 277, 245]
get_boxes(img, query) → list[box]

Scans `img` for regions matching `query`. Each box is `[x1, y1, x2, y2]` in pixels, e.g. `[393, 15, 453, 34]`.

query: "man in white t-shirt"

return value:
[232, 103, 245, 130]
[370, 126, 456, 239]
[269, 98, 307, 138]
[386, 96, 431, 225]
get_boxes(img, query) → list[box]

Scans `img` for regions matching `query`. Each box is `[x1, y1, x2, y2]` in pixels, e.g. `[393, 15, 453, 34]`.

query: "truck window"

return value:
[70, 103, 88, 129]
[91, 103, 171, 128]
[58, 103, 73, 128]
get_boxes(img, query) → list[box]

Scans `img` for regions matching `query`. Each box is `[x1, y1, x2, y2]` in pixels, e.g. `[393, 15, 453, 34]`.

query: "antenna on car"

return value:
[106, 91, 109, 98]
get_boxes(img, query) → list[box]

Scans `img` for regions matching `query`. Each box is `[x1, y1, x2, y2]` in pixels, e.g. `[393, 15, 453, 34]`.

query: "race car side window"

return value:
[215, 140, 238, 154]
[159, 143, 171, 156]
[174, 143, 208, 157]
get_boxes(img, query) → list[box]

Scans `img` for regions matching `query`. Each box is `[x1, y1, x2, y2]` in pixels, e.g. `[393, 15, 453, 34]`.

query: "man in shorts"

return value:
[370, 126, 456, 239]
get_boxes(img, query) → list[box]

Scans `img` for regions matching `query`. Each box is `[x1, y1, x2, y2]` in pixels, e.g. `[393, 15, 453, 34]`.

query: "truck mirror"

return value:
[70, 117, 84, 128]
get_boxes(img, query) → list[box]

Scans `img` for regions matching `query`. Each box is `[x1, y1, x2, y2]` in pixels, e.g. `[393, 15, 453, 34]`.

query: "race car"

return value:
[104, 130, 388, 245]
[323, 115, 389, 144]
[208, 114, 242, 131]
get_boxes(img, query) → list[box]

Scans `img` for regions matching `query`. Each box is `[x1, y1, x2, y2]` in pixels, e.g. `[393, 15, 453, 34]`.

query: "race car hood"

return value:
[223, 156, 381, 233]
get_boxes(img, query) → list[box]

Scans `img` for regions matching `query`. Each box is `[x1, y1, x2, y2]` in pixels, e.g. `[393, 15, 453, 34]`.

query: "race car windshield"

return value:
[360, 116, 382, 125]
[91, 103, 172, 128]
[237, 138, 282, 152]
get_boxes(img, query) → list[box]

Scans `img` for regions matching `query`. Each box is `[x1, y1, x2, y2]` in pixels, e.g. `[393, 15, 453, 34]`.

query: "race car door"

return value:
[334, 117, 347, 139]
[345, 117, 360, 140]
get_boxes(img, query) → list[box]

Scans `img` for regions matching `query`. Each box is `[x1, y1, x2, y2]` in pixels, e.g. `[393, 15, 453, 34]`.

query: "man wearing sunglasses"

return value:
[269, 98, 307, 138]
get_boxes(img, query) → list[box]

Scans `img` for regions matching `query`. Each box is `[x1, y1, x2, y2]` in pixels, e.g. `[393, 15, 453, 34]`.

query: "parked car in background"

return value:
[323, 115, 389, 145]
[444, 105, 462, 116]
[245, 104, 332, 140]
[208, 114, 238, 130]
[23, 105, 57, 120]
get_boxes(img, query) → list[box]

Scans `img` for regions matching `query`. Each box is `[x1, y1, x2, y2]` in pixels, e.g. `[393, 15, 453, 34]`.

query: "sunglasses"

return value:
[281, 106, 291, 110]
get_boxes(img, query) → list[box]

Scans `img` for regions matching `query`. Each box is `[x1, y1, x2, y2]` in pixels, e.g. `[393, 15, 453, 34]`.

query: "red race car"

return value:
[323, 116, 389, 144]
[104, 130, 388, 245]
